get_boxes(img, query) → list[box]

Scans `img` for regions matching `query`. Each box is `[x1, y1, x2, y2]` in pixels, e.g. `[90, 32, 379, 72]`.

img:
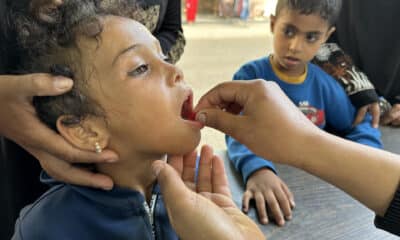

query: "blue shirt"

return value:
[226, 56, 382, 183]
[12, 172, 178, 240]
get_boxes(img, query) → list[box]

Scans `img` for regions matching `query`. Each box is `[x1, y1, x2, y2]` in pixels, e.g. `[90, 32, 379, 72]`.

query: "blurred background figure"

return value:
[239, 0, 250, 21]
[186, 0, 199, 23]
[219, 0, 235, 18]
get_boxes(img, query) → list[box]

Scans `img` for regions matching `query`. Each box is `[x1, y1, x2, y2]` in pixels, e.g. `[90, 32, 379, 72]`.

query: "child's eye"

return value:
[306, 33, 319, 43]
[128, 64, 149, 77]
[284, 29, 295, 38]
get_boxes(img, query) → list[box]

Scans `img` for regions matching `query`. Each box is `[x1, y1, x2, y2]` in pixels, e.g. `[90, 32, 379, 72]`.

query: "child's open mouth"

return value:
[181, 91, 196, 121]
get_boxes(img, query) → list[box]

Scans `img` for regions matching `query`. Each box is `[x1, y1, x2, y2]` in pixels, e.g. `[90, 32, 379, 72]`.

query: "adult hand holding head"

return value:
[0, 74, 118, 190]
[153, 145, 264, 240]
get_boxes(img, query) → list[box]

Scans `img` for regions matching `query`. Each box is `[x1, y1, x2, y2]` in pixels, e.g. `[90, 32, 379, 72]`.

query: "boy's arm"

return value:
[323, 75, 382, 149]
[344, 114, 382, 148]
[312, 43, 379, 108]
[226, 135, 276, 183]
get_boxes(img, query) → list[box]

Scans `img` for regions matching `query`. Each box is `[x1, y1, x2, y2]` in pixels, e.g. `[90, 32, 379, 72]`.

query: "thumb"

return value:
[1, 74, 73, 98]
[152, 160, 189, 200]
[196, 109, 244, 137]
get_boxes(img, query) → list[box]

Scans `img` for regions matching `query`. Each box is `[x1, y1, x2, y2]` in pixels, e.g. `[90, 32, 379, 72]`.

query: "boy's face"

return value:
[270, 8, 335, 76]
[77, 16, 201, 158]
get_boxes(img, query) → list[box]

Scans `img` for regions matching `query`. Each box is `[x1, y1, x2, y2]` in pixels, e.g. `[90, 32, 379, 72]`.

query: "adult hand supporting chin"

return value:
[153, 145, 264, 240]
[0, 74, 118, 190]
[193, 80, 319, 165]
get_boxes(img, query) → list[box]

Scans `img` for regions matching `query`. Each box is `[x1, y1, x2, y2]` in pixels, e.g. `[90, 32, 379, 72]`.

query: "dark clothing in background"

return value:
[330, 0, 400, 105]
[1, 1, 49, 239]
[137, 0, 185, 63]
[374, 185, 400, 236]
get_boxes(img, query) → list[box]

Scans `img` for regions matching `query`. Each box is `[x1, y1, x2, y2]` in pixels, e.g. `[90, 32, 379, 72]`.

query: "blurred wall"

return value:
[194, 0, 276, 17]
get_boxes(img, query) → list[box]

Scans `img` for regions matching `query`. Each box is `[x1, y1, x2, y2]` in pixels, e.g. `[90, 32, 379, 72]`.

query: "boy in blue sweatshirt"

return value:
[226, 0, 382, 227]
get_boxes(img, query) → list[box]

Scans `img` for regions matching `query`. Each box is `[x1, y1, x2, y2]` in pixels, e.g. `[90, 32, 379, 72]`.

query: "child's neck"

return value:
[270, 55, 307, 84]
[96, 152, 167, 203]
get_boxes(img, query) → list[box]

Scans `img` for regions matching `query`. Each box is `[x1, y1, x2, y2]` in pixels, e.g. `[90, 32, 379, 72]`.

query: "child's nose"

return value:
[166, 64, 184, 86]
[289, 36, 302, 53]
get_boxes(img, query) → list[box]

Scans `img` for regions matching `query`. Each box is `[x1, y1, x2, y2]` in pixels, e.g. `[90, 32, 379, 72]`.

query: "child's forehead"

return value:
[77, 16, 159, 66]
[278, 7, 325, 19]
[101, 16, 154, 43]
[276, 8, 330, 30]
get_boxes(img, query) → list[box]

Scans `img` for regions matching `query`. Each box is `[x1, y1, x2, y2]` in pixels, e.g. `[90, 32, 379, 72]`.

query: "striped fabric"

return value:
[375, 185, 400, 236]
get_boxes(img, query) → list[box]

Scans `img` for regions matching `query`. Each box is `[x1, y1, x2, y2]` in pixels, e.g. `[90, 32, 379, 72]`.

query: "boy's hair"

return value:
[275, 0, 342, 27]
[10, 0, 140, 130]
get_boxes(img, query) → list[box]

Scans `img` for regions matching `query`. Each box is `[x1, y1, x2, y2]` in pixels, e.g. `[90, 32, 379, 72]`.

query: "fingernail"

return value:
[286, 215, 292, 220]
[152, 162, 164, 177]
[102, 185, 113, 191]
[54, 77, 73, 90]
[279, 220, 285, 226]
[103, 153, 119, 163]
[196, 112, 207, 124]
[262, 218, 268, 224]
[106, 158, 118, 163]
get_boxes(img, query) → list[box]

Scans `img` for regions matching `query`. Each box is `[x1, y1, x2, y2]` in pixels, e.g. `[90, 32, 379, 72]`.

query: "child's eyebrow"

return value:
[307, 31, 323, 35]
[284, 23, 323, 35]
[112, 44, 140, 66]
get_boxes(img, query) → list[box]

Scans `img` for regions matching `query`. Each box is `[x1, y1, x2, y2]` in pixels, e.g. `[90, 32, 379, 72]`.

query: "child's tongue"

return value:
[181, 93, 196, 121]
[188, 111, 196, 121]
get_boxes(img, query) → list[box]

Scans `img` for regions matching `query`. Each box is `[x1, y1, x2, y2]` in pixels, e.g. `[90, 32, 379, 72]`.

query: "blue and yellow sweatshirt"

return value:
[226, 56, 382, 183]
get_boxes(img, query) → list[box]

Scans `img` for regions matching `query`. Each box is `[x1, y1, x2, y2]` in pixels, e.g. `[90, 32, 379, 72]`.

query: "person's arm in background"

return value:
[154, 0, 185, 63]
[195, 80, 400, 236]
[312, 43, 381, 127]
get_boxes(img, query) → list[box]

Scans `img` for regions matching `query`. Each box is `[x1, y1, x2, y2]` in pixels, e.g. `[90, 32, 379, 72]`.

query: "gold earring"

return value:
[94, 142, 102, 154]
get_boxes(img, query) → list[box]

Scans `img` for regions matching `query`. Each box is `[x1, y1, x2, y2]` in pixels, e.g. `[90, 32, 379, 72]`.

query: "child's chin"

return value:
[172, 137, 201, 155]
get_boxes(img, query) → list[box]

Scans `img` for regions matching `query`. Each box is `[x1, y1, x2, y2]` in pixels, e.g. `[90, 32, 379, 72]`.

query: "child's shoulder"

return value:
[234, 56, 271, 80]
[19, 184, 70, 218]
[239, 56, 270, 69]
[14, 184, 80, 239]
[308, 62, 342, 88]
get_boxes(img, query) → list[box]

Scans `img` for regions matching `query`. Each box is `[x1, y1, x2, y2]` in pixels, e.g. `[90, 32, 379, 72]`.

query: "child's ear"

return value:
[270, 14, 276, 33]
[56, 115, 110, 153]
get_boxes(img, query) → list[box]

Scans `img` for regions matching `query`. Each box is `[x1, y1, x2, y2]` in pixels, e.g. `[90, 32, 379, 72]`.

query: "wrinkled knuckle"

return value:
[254, 79, 268, 89]
[63, 151, 78, 163]
[270, 201, 279, 209]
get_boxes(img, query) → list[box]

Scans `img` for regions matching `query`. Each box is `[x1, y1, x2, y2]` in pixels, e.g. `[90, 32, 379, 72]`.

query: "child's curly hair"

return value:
[11, 0, 140, 130]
